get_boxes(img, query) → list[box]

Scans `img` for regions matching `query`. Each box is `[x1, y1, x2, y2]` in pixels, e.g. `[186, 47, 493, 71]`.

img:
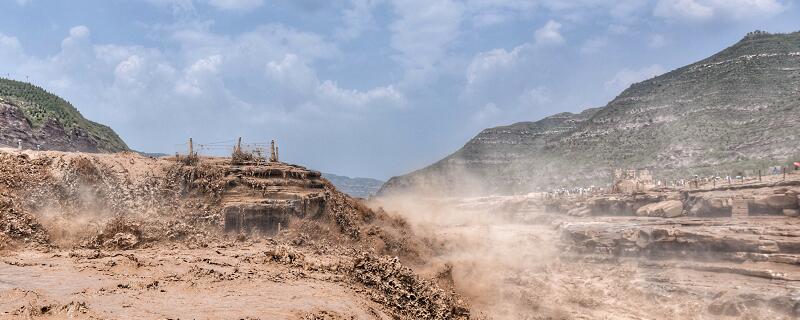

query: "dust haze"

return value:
[372, 182, 800, 319]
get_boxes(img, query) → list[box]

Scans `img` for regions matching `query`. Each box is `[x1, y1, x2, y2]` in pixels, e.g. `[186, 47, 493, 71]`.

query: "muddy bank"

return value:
[0, 149, 469, 319]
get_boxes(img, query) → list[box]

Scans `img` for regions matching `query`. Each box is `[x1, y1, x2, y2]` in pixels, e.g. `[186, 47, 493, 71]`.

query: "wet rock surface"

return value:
[550, 209, 800, 318]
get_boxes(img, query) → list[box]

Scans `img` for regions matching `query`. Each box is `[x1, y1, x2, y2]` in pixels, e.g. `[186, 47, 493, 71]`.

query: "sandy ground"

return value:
[0, 242, 391, 319]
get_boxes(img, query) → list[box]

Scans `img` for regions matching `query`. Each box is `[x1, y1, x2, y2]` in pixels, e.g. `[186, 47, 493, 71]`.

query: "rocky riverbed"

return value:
[376, 186, 800, 319]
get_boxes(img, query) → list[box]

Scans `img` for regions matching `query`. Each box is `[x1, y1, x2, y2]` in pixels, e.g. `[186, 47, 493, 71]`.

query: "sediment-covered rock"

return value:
[559, 217, 800, 259]
[636, 200, 683, 218]
[748, 193, 799, 215]
[685, 194, 734, 217]
[353, 253, 470, 320]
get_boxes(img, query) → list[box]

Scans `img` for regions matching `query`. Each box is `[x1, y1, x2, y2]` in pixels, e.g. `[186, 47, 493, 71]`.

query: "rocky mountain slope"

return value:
[322, 173, 384, 198]
[380, 31, 800, 196]
[0, 78, 128, 152]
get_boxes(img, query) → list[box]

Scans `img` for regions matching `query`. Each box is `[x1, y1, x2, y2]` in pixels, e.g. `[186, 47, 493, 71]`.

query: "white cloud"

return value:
[264, 54, 316, 91]
[335, 0, 382, 41]
[462, 42, 555, 122]
[581, 37, 607, 54]
[0, 33, 22, 52]
[63, 25, 90, 45]
[654, 0, 713, 20]
[0, 21, 406, 154]
[534, 20, 565, 46]
[170, 23, 340, 77]
[0, 33, 25, 71]
[654, 0, 786, 21]
[465, 0, 537, 27]
[609, 0, 648, 20]
[649, 34, 667, 48]
[389, 0, 464, 79]
[605, 64, 667, 92]
[206, 0, 264, 11]
[175, 54, 223, 96]
[607, 24, 631, 35]
[114, 55, 145, 85]
[517, 86, 550, 107]
[317, 80, 405, 110]
[472, 102, 501, 122]
[262, 54, 405, 112]
[466, 44, 532, 85]
[144, 0, 196, 16]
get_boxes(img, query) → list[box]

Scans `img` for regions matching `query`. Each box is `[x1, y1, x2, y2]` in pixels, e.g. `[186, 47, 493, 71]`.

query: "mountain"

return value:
[322, 173, 384, 198]
[379, 30, 800, 196]
[0, 78, 127, 153]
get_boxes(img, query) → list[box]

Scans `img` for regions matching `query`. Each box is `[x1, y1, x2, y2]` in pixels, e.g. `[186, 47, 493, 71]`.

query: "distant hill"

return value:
[322, 173, 384, 199]
[0, 78, 127, 152]
[380, 30, 800, 196]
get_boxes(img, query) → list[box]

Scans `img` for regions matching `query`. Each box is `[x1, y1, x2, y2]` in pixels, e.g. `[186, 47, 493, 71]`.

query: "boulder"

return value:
[567, 206, 591, 217]
[784, 209, 800, 217]
[636, 200, 683, 218]
[749, 194, 799, 215]
[687, 196, 733, 217]
[774, 187, 790, 194]
[764, 194, 799, 209]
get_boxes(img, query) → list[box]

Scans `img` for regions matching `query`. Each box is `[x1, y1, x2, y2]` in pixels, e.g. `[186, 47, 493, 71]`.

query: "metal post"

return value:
[188, 138, 193, 157]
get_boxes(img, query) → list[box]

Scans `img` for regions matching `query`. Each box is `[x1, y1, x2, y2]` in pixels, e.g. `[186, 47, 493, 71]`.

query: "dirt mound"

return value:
[353, 253, 470, 319]
[0, 193, 49, 248]
[0, 150, 472, 318]
[0, 150, 224, 249]
[247, 243, 470, 320]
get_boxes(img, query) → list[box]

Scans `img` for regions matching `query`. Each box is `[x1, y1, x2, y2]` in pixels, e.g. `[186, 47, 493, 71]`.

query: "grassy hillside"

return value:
[0, 78, 128, 152]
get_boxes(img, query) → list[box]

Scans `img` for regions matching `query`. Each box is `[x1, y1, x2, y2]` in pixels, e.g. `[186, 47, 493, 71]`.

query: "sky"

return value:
[0, 0, 798, 180]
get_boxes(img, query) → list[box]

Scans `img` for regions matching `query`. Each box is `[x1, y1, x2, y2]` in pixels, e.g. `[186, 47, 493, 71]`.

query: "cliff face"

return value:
[0, 79, 128, 153]
[380, 31, 800, 196]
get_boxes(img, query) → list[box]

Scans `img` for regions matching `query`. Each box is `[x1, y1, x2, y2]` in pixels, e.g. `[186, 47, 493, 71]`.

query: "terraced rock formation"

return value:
[380, 31, 800, 196]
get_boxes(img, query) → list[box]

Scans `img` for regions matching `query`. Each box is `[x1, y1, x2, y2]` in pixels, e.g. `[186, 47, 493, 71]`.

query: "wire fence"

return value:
[669, 165, 799, 190]
[172, 138, 281, 165]
[547, 163, 800, 199]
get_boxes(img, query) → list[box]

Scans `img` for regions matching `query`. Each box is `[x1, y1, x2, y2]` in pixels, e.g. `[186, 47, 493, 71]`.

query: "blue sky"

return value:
[1, 0, 798, 179]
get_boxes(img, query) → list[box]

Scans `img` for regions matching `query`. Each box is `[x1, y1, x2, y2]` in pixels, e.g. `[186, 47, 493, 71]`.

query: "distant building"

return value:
[612, 168, 655, 194]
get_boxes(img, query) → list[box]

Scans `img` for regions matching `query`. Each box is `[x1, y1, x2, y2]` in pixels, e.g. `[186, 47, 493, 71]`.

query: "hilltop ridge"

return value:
[380, 31, 800, 196]
[0, 78, 128, 152]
